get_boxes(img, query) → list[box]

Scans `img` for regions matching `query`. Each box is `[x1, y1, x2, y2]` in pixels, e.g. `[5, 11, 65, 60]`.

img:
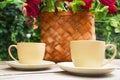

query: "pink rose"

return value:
[81, 0, 93, 11]
[108, 5, 117, 14]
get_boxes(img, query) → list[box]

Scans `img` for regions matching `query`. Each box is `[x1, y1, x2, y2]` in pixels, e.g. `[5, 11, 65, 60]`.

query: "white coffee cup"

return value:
[70, 40, 117, 68]
[8, 42, 46, 64]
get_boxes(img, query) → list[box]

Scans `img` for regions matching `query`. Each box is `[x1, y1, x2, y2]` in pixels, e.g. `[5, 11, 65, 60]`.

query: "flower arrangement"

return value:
[22, 0, 117, 17]
[20, 0, 117, 27]
[0, 0, 118, 27]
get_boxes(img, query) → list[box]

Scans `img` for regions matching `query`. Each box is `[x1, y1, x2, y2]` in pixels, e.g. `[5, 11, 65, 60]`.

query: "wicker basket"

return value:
[39, 11, 96, 62]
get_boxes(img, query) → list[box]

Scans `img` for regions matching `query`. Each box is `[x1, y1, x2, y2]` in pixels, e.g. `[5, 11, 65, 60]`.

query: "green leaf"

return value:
[14, 0, 23, 5]
[116, 14, 120, 19]
[70, 1, 85, 13]
[115, 26, 120, 33]
[56, 2, 65, 12]
[41, 0, 56, 12]
[101, 6, 108, 11]
[6, 0, 14, 3]
[75, 1, 85, 6]
[110, 19, 119, 27]
[106, 26, 112, 31]
[0, 2, 7, 9]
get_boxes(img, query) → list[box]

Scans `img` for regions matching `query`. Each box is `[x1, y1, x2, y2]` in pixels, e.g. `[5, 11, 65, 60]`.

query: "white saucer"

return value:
[6, 61, 55, 70]
[57, 62, 116, 75]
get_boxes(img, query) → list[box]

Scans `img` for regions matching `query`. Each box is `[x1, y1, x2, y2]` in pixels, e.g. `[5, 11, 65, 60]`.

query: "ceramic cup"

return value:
[8, 42, 46, 64]
[70, 40, 117, 68]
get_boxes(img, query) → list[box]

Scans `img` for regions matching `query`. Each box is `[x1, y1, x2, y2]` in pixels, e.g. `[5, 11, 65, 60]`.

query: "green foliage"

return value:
[41, 0, 56, 12]
[70, 0, 85, 13]
[91, 0, 108, 20]
[0, 4, 40, 61]
[95, 0, 120, 59]
[40, 0, 112, 20]
[109, 14, 120, 33]
[0, 0, 23, 9]
[0, 1, 7, 8]
[96, 16, 120, 59]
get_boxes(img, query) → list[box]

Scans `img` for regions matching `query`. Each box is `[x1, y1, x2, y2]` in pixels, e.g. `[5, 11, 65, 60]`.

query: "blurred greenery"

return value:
[95, 0, 120, 59]
[0, 4, 40, 61]
[96, 9, 120, 58]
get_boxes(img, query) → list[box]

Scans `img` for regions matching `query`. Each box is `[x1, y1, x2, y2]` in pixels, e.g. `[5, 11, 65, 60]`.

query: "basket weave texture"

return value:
[40, 11, 96, 62]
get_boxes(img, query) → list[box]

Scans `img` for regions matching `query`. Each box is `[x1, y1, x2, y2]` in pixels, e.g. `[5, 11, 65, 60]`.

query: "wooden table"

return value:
[0, 60, 120, 80]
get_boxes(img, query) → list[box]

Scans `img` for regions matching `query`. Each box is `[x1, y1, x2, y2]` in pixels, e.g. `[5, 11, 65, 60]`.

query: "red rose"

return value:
[99, 0, 116, 6]
[26, 0, 41, 5]
[99, 0, 117, 14]
[81, 0, 93, 11]
[108, 5, 117, 14]
[66, 0, 73, 2]
[24, 0, 41, 17]
[0, 0, 3, 2]
[24, 3, 39, 17]
[56, 0, 73, 2]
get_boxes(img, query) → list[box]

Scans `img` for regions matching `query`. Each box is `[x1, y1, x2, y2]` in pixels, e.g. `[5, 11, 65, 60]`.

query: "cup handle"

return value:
[8, 45, 18, 62]
[102, 44, 117, 66]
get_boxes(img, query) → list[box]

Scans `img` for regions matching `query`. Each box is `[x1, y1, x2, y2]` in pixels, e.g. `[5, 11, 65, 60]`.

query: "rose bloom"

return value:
[24, 3, 39, 17]
[66, 0, 73, 2]
[99, 0, 117, 14]
[24, 0, 41, 17]
[81, 0, 93, 11]
[100, 0, 116, 6]
[57, 0, 73, 2]
[0, 0, 3, 2]
[26, 0, 41, 5]
[108, 5, 117, 14]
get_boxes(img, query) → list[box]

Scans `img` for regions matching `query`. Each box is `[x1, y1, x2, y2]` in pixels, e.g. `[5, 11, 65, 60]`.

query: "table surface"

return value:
[0, 60, 120, 80]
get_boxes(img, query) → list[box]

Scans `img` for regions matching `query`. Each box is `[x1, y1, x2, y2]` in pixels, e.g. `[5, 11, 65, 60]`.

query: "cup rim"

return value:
[17, 42, 45, 45]
[71, 40, 105, 43]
